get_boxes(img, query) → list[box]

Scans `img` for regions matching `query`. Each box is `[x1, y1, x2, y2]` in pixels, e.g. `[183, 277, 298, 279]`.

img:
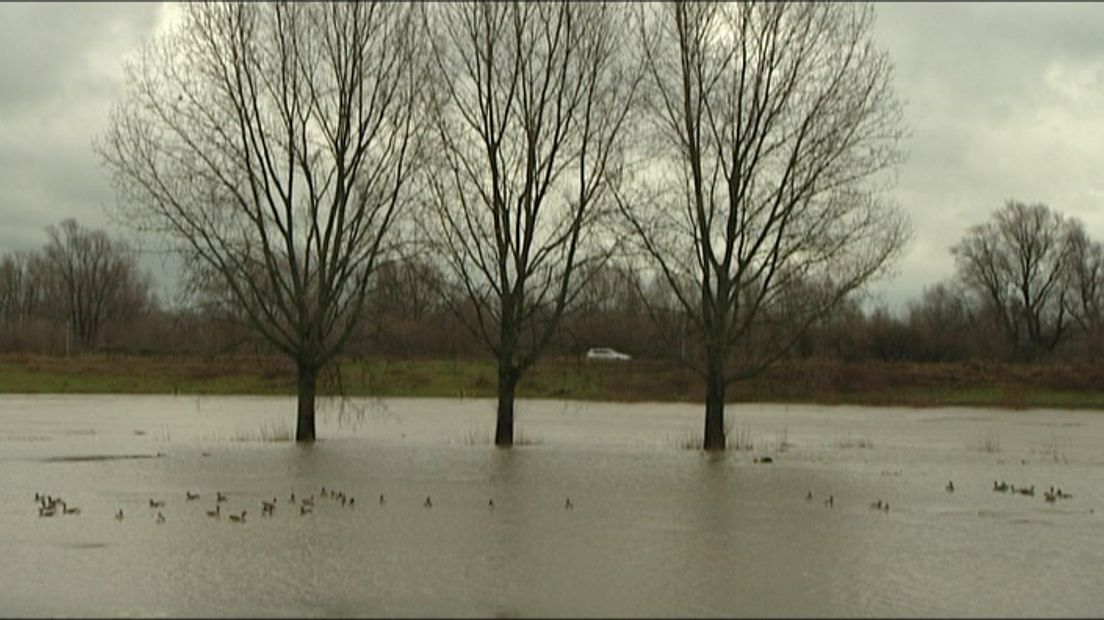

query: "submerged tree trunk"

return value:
[296, 362, 318, 443]
[703, 352, 727, 451]
[495, 368, 518, 447]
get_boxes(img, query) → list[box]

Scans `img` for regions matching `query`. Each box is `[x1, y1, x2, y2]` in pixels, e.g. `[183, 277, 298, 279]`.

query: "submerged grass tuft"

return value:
[834, 433, 875, 449]
[729, 421, 754, 451]
[456, 426, 546, 447]
[201, 419, 294, 443]
[670, 421, 753, 451]
[673, 430, 703, 450]
[1033, 432, 1069, 464]
[969, 430, 1001, 453]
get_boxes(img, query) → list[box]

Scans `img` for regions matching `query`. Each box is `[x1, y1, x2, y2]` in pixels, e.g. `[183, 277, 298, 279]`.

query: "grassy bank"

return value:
[1, 353, 1103, 410]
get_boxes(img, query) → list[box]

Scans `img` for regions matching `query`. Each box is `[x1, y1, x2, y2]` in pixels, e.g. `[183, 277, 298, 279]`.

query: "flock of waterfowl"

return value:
[36, 476, 1076, 523]
[33, 486, 578, 522]
[800, 478, 1079, 514]
[988, 480, 1074, 503]
[34, 493, 80, 517]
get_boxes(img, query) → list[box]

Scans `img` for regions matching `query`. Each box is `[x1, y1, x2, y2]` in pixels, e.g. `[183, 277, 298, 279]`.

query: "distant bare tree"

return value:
[98, 2, 426, 441]
[1065, 221, 1104, 359]
[906, 281, 984, 362]
[0, 251, 47, 328]
[360, 256, 449, 355]
[421, 2, 639, 446]
[619, 2, 907, 449]
[42, 219, 149, 351]
[951, 200, 1075, 361]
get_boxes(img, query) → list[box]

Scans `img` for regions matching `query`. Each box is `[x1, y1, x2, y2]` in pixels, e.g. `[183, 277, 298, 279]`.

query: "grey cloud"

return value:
[867, 2, 1104, 311]
[3, 2, 1104, 313]
[0, 3, 161, 115]
[0, 3, 163, 255]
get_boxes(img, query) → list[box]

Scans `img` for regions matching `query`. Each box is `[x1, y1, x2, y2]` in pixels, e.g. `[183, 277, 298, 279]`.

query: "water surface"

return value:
[1, 395, 1102, 617]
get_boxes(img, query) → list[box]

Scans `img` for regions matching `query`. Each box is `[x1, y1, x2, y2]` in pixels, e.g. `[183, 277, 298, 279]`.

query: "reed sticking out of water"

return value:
[970, 430, 1001, 453]
[673, 421, 754, 451]
[773, 426, 794, 452]
[834, 433, 875, 449]
[1034, 433, 1068, 464]
[674, 431, 703, 450]
[730, 421, 754, 451]
[459, 427, 545, 447]
[200, 420, 295, 443]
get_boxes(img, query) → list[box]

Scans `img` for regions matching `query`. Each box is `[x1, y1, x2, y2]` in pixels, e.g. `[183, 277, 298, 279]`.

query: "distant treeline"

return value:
[2, 199, 1101, 366]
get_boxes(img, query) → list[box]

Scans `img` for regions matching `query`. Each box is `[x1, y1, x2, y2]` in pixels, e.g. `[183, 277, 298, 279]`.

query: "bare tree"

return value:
[905, 281, 985, 362]
[42, 219, 149, 350]
[97, 2, 426, 441]
[951, 200, 1075, 361]
[619, 2, 908, 449]
[0, 252, 44, 328]
[1064, 221, 1103, 359]
[421, 2, 639, 446]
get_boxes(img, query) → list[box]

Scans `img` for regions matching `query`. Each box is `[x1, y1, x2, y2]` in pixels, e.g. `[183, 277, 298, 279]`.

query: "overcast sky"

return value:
[1, 3, 1103, 312]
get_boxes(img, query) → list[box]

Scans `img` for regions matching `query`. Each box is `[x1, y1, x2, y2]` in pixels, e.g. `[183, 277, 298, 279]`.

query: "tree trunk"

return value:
[495, 368, 517, 447]
[703, 352, 726, 451]
[295, 362, 318, 442]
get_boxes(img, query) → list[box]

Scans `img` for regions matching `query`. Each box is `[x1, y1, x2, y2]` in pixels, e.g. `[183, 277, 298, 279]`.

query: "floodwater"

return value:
[2, 394, 1103, 618]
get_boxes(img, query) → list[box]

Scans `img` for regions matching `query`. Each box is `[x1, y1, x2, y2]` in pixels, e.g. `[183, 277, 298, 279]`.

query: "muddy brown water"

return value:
[2, 394, 1102, 617]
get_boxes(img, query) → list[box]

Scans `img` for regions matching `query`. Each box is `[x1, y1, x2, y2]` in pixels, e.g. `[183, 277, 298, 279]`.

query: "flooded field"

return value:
[1, 394, 1103, 617]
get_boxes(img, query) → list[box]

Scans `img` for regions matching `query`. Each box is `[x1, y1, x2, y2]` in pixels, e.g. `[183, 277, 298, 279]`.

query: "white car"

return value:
[585, 347, 632, 361]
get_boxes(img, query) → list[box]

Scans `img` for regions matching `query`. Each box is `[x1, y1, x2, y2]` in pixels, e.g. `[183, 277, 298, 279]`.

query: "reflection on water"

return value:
[2, 394, 1103, 617]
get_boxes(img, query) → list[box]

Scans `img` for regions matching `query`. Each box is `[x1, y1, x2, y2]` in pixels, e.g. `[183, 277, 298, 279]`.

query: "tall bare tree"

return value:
[42, 219, 149, 350]
[951, 200, 1075, 361]
[620, 2, 908, 449]
[421, 2, 639, 446]
[98, 2, 426, 441]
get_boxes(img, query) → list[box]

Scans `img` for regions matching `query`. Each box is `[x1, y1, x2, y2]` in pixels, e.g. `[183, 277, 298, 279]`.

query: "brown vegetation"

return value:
[3, 352, 1102, 412]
